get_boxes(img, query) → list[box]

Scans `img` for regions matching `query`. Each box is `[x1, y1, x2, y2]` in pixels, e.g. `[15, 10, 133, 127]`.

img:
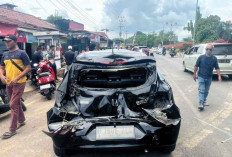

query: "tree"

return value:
[183, 37, 193, 42]
[126, 31, 178, 47]
[195, 15, 221, 43]
[184, 20, 194, 39]
[47, 14, 63, 24]
[218, 21, 232, 42]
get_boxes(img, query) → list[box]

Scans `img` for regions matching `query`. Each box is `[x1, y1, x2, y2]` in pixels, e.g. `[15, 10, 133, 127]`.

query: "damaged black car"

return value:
[44, 50, 181, 156]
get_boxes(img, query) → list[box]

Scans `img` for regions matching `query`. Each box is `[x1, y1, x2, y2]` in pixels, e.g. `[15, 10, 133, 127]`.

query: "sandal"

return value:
[2, 131, 17, 139]
[17, 122, 26, 130]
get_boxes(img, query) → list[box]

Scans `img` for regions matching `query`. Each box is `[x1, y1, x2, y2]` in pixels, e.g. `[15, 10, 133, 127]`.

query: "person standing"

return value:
[193, 44, 221, 110]
[47, 45, 57, 80]
[0, 34, 31, 139]
[32, 46, 43, 65]
[64, 46, 75, 73]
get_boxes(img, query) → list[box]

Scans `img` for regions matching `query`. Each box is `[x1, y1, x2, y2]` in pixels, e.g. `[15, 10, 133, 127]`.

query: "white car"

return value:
[183, 43, 232, 78]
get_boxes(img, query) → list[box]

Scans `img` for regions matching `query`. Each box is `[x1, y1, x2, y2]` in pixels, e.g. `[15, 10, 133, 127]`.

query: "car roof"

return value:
[77, 49, 146, 58]
[75, 49, 156, 63]
[194, 43, 232, 47]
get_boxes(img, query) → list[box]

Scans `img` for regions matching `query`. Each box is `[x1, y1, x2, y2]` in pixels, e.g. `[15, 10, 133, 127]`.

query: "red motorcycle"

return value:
[37, 61, 56, 100]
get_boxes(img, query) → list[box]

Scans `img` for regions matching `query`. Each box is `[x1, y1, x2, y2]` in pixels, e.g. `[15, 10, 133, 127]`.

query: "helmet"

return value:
[68, 45, 72, 50]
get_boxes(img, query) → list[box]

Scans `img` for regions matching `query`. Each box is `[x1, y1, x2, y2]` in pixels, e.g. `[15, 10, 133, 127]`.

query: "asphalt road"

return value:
[0, 54, 232, 157]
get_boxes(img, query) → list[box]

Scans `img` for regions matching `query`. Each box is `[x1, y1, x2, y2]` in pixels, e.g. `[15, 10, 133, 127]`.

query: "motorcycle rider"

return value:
[32, 46, 43, 65]
[162, 46, 166, 55]
[47, 45, 57, 80]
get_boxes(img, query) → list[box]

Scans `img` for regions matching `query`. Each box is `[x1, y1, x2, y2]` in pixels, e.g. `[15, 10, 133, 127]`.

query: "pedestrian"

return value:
[64, 46, 75, 73]
[47, 45, 57, 80]
[0, 34, 31, 139]
[193, 44, 221, 110]
[32, 46, 43, 65]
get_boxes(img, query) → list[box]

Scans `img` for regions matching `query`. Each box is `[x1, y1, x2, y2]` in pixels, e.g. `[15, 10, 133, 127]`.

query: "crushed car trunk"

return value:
[45, 51, 181, 155]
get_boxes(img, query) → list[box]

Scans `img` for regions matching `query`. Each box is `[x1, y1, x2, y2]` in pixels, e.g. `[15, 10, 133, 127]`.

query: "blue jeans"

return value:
[198, 76, 212, 106]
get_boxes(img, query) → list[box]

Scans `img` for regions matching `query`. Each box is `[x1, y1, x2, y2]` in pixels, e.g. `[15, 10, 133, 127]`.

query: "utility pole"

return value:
[118, 16, 126, 48]
[168, 23, 177, 45]
[193, 0, 199, 45]
[119, 16, 126, 39]
[125, 31, 128, 44]
[161, 23, 168, 46]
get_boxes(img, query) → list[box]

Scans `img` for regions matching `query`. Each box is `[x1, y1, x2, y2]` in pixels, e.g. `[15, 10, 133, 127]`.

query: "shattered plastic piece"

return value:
[143, 108, 180, 126]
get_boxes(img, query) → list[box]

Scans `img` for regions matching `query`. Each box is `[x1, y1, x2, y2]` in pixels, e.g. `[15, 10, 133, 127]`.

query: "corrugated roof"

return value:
[0, 7, 57, 30]
[92, 32, 108, 39]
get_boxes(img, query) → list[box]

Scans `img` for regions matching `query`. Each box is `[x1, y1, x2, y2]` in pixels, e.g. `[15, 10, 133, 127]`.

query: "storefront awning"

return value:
[0, 23, 17, 36]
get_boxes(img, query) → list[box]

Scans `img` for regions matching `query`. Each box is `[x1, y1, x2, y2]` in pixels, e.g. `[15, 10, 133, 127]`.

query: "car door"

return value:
[189, 46, 200, 71]
[184, 47, 194, 70]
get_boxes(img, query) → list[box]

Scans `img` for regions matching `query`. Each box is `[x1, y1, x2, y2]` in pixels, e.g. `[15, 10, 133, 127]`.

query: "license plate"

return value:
[96, 125, 135, 140]
[218, 59, 230, 63]
[40, 84, 51, 90]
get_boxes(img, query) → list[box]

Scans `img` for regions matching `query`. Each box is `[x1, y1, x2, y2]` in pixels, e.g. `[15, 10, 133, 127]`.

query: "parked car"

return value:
[134, 46, 148, 53]
[44, 49, 181, 156]
[183, 43, 232, 78]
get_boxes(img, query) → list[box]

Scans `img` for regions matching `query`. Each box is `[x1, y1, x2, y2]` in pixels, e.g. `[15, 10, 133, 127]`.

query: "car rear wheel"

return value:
[53, 144, 67, 157]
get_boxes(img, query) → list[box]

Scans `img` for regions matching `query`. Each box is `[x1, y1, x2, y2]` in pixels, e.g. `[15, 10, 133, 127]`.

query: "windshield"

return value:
[213, 45, 232, 55]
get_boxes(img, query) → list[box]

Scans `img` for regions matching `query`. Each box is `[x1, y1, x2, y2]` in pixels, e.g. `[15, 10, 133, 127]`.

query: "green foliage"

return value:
[182, 43, 192, 51]
[113, 38, 124, 44]
[126, 31, 178, 47]
[184, 20, 194, 39]
[195, 15, 221, 43]
[218, 22, 232, 42]
[183, 37, 193, 42]
[54, 19, 69, 33]
[47, 14, 63, 24]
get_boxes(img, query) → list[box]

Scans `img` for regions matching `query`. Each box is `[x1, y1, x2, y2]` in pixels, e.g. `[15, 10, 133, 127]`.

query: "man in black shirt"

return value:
[64, 46, 75, 73]
[32, 47, 43, 65]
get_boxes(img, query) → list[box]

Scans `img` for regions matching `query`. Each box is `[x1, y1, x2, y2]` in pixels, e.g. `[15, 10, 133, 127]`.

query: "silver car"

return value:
[183, 43, 232, 78]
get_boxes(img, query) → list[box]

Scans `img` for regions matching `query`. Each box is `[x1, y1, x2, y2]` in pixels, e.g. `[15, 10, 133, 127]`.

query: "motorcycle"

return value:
[0, 80, 26, 115]
[30, 63, 39, 86]
[37, 61, 56, 100]
[170, 48, 176, 58]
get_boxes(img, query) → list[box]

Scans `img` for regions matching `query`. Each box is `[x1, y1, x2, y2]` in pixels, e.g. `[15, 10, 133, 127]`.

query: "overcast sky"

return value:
[1, 0, 232, 40]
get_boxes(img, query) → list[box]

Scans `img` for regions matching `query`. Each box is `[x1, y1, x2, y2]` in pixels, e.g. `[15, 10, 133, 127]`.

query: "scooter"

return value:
[37, 61, 56, 100]
[30, 63, 39, 86]
[0, 80, 26, 114]
[170, 48, 176, 58]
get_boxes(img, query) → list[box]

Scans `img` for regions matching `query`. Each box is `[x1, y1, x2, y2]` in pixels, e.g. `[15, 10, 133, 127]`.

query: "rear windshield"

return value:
[213, 45, 232, 55]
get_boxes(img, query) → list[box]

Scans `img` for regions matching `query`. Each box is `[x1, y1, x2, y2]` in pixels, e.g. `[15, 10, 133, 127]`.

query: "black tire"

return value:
[46, 92, 52, 100]
[53, 144, 67, 157]
[21, 100, 27, 111]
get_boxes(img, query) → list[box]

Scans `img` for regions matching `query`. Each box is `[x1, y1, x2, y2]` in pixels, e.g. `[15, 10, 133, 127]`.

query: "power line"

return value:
[69, 0, 99, 24]
[64, 0, 101, 28]
[55, 0, 97, 28]
[36, 0, 50, 15]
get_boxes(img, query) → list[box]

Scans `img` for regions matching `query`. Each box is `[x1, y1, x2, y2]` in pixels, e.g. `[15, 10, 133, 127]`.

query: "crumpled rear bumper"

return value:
[45, 111, 180, 150]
